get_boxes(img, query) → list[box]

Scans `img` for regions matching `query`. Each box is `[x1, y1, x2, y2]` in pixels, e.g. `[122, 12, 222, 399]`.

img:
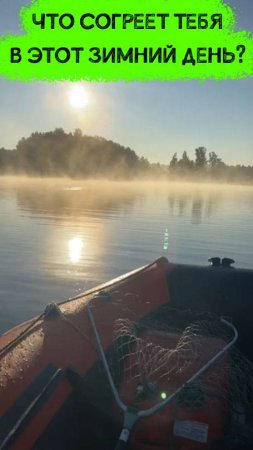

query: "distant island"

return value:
[0, 128, 252, 184]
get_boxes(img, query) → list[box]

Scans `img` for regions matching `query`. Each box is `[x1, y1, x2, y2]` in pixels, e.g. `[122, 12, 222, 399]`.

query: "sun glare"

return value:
[67, 85, 90, 109]
[68, 237, 84, 263]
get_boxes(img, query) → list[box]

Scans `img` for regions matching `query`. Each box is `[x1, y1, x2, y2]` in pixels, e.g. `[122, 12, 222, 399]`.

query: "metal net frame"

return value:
[88, 303, 240, 449]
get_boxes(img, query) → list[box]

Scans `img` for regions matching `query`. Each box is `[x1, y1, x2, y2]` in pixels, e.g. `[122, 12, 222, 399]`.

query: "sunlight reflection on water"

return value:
[0, 177, 253, 333]
[68, 237, 84, 263]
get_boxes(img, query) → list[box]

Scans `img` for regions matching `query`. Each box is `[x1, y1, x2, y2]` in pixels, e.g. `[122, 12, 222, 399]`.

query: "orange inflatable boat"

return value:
[0, 257, 253, 450]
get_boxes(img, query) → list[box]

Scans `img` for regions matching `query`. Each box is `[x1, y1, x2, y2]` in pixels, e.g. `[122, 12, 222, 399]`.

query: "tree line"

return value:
[0, 128, 252, 183]
[168, 148, 253, 183]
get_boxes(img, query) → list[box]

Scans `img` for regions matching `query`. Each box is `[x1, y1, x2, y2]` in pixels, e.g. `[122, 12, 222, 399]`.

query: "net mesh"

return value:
[112, 314, 229, 403]
[103, 306, 253, 448]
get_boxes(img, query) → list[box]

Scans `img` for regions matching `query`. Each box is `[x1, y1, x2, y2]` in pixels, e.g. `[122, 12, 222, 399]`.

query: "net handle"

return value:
[87, 303, 127, 412]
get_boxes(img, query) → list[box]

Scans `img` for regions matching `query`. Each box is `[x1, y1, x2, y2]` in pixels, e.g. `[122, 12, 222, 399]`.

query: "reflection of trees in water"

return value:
[178, 198, 187, 217]
[191, 198, 203, 225]
[167, 189, 221, 224]
[2, 179, 253, 226]
[14, 182, 144, 220]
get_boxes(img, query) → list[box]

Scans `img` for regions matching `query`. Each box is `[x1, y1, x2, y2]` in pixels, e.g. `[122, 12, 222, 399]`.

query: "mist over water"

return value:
[0, 176, 253, 334]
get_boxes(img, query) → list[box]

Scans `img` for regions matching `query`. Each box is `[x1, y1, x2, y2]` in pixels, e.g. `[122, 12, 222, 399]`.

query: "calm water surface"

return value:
[0, 177, 253, 334]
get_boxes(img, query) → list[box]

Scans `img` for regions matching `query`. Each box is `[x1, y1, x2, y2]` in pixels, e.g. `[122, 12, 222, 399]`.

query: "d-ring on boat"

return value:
[0, 257, 253, 450]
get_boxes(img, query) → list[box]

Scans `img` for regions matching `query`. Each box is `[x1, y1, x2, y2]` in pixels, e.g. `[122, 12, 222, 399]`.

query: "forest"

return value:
[0, 128, 252, 183]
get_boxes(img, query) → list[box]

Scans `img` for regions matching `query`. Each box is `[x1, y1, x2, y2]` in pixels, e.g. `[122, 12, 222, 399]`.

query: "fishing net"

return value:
[112, 315, 230, 404]
[86, 303, 253, 449]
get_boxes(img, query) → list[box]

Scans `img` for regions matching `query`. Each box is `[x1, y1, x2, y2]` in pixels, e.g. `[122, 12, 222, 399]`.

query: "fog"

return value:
[1, 176, 253, 226]
[0, 129, 253, 184]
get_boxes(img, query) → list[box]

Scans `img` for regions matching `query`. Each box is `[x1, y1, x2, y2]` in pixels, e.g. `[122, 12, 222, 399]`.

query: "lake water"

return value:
[0, 177, 253, 334]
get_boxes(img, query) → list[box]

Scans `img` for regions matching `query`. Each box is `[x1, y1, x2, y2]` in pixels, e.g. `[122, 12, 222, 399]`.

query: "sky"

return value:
[0, 0, 252, 166]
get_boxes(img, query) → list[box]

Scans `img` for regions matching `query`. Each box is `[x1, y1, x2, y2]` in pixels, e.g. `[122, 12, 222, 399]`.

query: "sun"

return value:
[67, 84, 90, 109]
